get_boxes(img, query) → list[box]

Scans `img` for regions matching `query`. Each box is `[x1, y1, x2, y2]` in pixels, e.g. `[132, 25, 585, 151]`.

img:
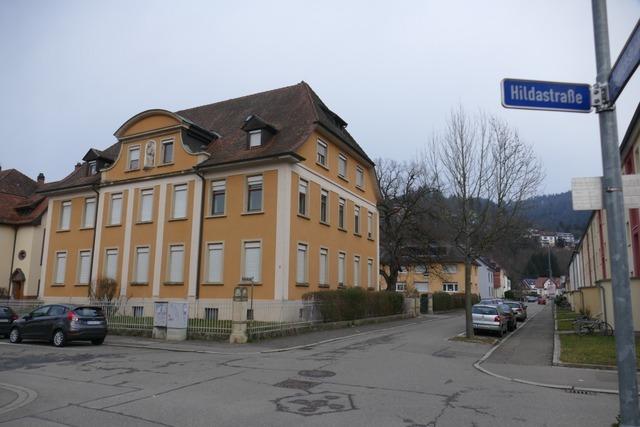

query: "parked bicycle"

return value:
[573, 313, 613, 336]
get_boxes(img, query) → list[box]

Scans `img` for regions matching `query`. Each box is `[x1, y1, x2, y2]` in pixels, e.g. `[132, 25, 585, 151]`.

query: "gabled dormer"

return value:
[82, 148, 114, 176]
[242, 114, 277, 149]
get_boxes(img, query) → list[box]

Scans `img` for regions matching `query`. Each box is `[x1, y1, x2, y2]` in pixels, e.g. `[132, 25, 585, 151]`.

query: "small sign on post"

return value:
[501, 78, 592, 113]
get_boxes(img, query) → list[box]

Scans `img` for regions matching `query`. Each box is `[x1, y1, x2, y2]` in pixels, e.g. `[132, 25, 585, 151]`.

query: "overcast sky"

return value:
[1, 1, 639, 194]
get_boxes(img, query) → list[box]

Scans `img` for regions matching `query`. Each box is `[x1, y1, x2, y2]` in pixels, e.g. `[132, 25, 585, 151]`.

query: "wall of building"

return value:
[0, 225, 15, 293]
[12, 217, 46, 297]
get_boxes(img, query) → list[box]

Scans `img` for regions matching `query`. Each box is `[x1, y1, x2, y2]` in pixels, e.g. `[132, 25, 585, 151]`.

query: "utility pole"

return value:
[591, 1, 640, 425]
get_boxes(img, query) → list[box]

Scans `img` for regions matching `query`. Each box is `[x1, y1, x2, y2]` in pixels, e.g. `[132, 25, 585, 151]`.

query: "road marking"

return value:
[0, 382, 37, 415]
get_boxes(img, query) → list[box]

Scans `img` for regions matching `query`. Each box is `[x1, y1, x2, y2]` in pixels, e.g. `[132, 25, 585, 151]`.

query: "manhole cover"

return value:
[298, 369, 336, 378]
[274, 379, 319, 390]
[275, 391, 355, 416]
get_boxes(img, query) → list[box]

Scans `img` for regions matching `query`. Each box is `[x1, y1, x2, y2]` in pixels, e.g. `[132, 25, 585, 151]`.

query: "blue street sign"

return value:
[501, 78, 592, 113]
[609, 19, 640, 105]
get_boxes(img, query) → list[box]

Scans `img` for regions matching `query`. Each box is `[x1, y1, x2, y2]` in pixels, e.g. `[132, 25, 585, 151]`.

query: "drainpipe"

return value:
[579, 289, 585, 313]
[7, 226, 17, 299]
[194, 170, 206, 300]
[87, 185, 100, 298]
[597, 282, 608, 326]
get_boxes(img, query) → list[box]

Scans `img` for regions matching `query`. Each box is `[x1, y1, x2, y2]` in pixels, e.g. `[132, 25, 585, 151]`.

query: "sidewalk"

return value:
[104, 314, 444, 355]
[478, 304, 638, 393]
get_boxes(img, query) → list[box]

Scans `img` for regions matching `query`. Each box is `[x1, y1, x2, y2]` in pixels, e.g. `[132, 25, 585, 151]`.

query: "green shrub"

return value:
[303, 288, 404, 322]
[432, 292, 479, 311]
[504, 290, 516, 300]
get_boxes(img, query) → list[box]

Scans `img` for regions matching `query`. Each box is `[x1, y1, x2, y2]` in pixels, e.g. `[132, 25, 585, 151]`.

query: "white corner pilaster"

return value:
[119, 189, 134, 296]
[188, 177, 203, 298]
[152, 184, 167, 298]
[38, 198, 54, 299]
[90, 190, 106, 292]
[274, 164, 292, 300]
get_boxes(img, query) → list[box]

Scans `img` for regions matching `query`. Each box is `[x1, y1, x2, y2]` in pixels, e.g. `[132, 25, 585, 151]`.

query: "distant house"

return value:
[534, 277, 560, 298]
[0, 169, 48, 299]
[477, 257, 497, 299]
[520, 278, 536, 293]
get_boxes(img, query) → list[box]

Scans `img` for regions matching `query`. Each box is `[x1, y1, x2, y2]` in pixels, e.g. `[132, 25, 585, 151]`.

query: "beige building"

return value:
[40, 83, 380, 312]
[0, 169, 48, 299]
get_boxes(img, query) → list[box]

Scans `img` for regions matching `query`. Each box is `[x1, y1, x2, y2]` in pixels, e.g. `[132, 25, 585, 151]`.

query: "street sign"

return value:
[609, 19, 640, 105]
[571, 175, 640, 210]
[501, 78, 592, 113]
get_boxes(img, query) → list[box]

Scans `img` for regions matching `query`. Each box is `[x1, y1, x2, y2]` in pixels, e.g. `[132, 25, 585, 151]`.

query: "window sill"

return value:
[338, 227, 347, 233]
[241, 211, 264, 216]
[295, 282, 309, 287]
[354, 233, 362, 238]
[338, 175, 349, 183]
[130, 282, 149, 286]
[157, 162, 175, 168]
[316, 162, 330, 171]
[136, 221, 154, 225]
[318, 284, 330, 289]
[163, 281, 184, 286]
[205, 214, 227, 219]
[105, 223, 122, 228]
[297, 213, 310, 220]
[168, 217, 188, 222]
[74, 284, 89, 287]
[201, 282, 224, 286]
[319, 221, 330, 227]
[51, 284, 65, 287]
[56, 229, 71, 233]
[125, 168, 141, 173]
[79, 226, 95, 231]
[239, 282, 262, 286]
[368, 236, 374, 241]
[356, 185, 365, 192]
[337, 284, 346, 289]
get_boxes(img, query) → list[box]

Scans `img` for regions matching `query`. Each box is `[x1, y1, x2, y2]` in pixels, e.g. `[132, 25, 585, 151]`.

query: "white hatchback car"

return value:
[472, 304, 509, 337]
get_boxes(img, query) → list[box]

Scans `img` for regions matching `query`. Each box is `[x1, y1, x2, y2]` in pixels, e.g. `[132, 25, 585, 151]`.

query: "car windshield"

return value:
[472, 306, 497, 315]
[74, 307, 103, 317]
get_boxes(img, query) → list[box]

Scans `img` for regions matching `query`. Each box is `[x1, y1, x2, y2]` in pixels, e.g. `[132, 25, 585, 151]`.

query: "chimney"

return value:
[75, 162, 82, 171]
[37, 173, 45, 184]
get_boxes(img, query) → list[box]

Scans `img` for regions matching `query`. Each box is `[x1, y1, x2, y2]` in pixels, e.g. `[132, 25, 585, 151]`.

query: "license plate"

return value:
[0, 319, 8, 323]
[87, 320, 102, 325]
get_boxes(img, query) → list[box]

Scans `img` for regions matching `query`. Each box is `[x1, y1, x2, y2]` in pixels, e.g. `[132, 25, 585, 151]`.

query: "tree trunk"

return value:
[465, 255, 474, 338]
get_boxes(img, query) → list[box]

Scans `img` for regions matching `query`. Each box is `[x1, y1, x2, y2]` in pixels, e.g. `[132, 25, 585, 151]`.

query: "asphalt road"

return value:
[0, 307, 620, 427]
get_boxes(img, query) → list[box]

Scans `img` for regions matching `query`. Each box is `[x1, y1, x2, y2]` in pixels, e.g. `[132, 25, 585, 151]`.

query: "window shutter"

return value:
[79, 251, 91, 284]
[84, 198, 96, 228]
[55, 253, 66, 283]
[173, 185, 187, 218]
[60, 202, 71, 229]
[105, 250, 118, 280]
[140, 190, 153, 222]
[169, 246, 184, 282]
[110, 194, 122, 225]
[207, 243, 223, 282]
[338, 253, 345, 284]
[244, 242, 261, 282]
[320, 249, 328, 284]
[136, 247, 149, 282]
[296, 244, 307, 283]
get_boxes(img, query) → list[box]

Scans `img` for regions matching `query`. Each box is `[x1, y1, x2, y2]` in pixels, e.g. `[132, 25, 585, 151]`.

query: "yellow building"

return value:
[40, 83, 380, 309]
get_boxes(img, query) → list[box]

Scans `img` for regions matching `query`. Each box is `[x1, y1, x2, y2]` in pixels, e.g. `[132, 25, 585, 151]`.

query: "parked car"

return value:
[479, 298, 503, 305]
[472, 304, 509, 337]
[537, 297, 547, 305]
[9, 304, 107, 347]
[526, 295, 538, 302]
[0, 306, 19, 338]
[504, 301, 527, 321]
[498, 303, 517, 331]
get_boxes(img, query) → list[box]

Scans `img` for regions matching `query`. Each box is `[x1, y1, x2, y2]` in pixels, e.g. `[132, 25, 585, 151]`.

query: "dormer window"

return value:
[249, 130, 262, 148]
[88, 161, 97, 175]
[128, 146, 140, 170]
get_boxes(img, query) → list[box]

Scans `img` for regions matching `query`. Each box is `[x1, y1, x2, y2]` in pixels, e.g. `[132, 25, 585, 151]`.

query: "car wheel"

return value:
[9, 328, 21, 344]
[513, 321, 517, 330]
[91, 338, 105, 345]
[52, 329, 66, 347]
[497, 327, 504, 338]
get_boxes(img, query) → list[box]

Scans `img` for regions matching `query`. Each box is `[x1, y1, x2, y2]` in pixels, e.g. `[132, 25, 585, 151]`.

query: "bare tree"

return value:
[376, 158, 437, 292]
[427, 107, 543, 337]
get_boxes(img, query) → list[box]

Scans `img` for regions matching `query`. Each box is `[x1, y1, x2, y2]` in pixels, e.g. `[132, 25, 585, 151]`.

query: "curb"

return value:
[106, 315, 449, 355]
[474, 305, 628, 395]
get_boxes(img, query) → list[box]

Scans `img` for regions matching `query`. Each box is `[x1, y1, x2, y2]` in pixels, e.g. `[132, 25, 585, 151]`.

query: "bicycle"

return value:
[573, 313, 613, 336]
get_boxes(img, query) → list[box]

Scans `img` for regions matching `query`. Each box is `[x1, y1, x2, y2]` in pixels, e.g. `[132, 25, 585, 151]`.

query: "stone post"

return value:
[229, 287, 249, 344]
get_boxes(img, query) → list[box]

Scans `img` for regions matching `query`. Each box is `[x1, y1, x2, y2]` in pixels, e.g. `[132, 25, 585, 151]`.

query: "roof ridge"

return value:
[300, 81, 320, 123]
[175, 82, 305, 116]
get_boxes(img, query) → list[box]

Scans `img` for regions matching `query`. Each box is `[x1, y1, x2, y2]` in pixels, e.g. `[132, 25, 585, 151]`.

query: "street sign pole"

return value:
[592, 1, 640, 425]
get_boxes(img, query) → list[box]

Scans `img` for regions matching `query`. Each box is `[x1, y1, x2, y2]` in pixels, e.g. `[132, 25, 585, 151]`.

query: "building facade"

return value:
[40, 83, 380, 307]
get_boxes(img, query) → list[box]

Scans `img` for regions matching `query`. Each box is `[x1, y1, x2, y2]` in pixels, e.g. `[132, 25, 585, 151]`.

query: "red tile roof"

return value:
[0, 169, 47, 225]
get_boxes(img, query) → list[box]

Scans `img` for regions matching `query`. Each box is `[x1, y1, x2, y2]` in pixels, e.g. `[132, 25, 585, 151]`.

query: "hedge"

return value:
[432, 292, 480, 311]
[303, 288, 404, 322]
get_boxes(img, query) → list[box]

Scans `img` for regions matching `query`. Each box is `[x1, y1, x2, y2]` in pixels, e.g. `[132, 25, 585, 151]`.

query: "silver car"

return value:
[472, 304, 509, 337]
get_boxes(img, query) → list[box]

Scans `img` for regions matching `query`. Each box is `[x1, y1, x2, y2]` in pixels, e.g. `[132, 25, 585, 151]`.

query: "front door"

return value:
[12, 281, 23, 299]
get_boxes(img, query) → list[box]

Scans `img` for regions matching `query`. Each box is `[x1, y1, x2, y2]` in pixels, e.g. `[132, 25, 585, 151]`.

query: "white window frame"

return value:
[397, 282, 407, 292]
[206, 242, 224, 283]
[338, 198, 346, 229]
[211, 180, 226, 216]
[88, 160, 97, 175]
[162, 139, 174, 164]
[104, 248, 119, 280]
[82, 197, 96, 229]
[54, 251, 67, 284]
[354, 205, 360, 235]
[59, 201, 72, 230]
[319, 247, 329, 286]
[356, 166, 364, 188]
[367, 211, 373, 239]
[443, 264, 458, 274]
[443, 282, 459, 293]
[338, 251, 346, 286]
[316, 139, 328, 166]
[249, 130, 262, 148]
[77, 250, 91, 285]
[109, 193, 123, 226]
[298, 178, 308, 216]
[242, 240, 262, 283]
[139, 188, 154, 223]
[133, 246, 150, 284]
[172, 184, 188, 219]
[167, 244, 185, 283]
[367, 258, 373, 288]
[353, 255, 360, 286]
[320, 189, 329, 223]
[246, 175, 263, 212]
[128, 145, 140, 170]
[296, 243, 309, 284]
[338, 153, 347, 178]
